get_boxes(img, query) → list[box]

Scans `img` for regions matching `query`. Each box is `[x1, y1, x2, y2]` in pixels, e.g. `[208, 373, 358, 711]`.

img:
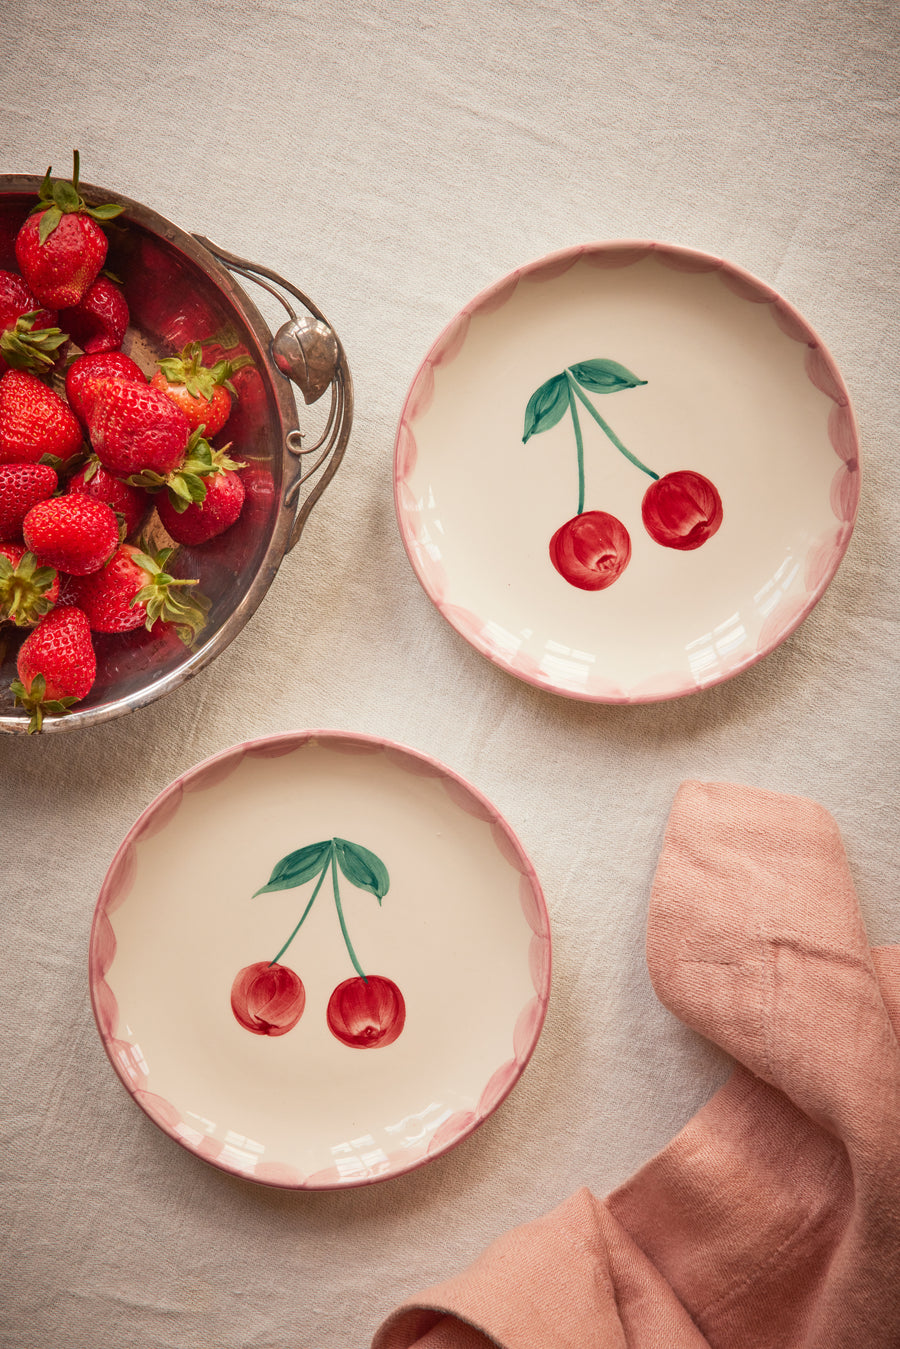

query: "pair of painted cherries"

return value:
[231, 963, 405, 1048]
[550, 468, 723, 591]
[523, 358, 723, 592]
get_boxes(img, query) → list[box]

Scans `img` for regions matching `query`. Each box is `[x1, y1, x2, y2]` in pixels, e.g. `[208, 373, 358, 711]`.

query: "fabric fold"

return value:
[372, 781, 900, 1349]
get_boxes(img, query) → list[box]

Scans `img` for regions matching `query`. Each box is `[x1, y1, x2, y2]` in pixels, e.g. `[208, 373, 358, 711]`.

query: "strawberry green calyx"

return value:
[0, 311, 69, 373]
[30, 151, 124, 245]
[10, 673, 77, 734]
[127, 430, 245, 514]
[126, 425, 216, 501]
[165, 441, 246, 516]
[0, 551, 58, 627]
[156, 341, 252, 400]
[131, 546, 210, 642]
[38, 445, 88, 476]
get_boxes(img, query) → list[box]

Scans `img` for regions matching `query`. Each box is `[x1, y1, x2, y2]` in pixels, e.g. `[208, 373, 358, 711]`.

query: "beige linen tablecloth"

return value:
[2, 3, 898, 1347]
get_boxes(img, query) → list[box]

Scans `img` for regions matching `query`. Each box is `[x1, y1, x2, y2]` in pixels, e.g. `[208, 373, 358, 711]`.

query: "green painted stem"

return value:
[331, 851, 367, 981]
[565, 373, 586, 515]
[569, 378, 659, 481]
[269, 860, 330, 966]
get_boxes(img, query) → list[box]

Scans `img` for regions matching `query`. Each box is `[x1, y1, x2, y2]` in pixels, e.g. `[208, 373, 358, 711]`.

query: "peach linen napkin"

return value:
[373, 780, 900, 1349]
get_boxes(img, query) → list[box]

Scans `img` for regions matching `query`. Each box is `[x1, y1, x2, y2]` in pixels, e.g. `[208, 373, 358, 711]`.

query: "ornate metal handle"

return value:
[193, 235, 353, 553]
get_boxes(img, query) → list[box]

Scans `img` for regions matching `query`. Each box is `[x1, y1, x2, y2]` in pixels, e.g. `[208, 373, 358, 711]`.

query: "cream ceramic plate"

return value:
[90, 732, 550, 1188]
[395, 241, 860, 701]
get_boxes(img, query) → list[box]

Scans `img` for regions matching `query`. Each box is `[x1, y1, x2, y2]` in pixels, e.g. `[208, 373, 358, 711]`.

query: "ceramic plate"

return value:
[90, 732, 550, 1188]
[395, 241, 860, 701]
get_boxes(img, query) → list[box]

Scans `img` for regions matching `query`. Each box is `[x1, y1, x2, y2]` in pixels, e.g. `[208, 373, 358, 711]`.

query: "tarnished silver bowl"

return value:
[0, 176, 352, 732]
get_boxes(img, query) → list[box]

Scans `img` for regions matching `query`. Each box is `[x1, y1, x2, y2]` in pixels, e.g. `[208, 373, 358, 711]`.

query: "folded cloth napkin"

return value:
[372, 781, 900, 1349]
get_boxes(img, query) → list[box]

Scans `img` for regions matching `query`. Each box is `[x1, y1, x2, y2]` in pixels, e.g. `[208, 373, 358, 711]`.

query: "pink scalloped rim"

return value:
[88, 730, 551, 1190]
[393, 239, 861, 704]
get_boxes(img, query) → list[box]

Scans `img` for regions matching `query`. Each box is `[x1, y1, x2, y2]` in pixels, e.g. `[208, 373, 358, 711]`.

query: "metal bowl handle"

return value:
[193, 235, 353, 553]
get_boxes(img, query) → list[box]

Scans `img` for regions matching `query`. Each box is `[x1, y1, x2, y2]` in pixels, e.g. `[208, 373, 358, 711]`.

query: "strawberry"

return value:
[66, 458, 150, 537]
[0, 270, 68, 376]
[150, 341, 251, 436]
[64, 349, 145, 427]
[156, 447, 246, 544]
[10, 604, 96, 732]
[23, 493, 119, 575]
[0, 369, 84, 469]
[0, 462, 58, 539]
[0, 543, 59, 626]
[88, 376, 190, 477]
[14, 152, 124, 308]
[61, 274, 129, 354]
[69, 542, 208, 640]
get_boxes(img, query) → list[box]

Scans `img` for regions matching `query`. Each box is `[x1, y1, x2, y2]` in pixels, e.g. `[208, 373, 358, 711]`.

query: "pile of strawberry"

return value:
[0, 154, 251, 732]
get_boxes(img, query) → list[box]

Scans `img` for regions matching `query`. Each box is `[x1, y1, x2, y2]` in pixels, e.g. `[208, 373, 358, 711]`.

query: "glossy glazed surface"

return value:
[395, 242, 860, 702]
[90, 731, 550, 1188]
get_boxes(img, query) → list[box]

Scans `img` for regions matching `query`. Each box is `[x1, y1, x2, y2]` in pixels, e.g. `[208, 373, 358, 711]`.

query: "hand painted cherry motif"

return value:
[524, 359, 724, 589]
[233, 837, 404, 1049]
[327, 974, 406, 1049]
[549, 510, 631, 591]
[641, 470, 723, 551]
[230, 961, 306, 1037]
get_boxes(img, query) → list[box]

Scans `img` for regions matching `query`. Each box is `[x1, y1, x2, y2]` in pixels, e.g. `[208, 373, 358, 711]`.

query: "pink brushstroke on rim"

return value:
[89, 730, 551, 1191]
[393, 239, 861, 705]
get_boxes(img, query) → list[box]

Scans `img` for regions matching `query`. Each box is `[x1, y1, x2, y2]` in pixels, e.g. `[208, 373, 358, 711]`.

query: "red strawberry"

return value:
[0, 462, 58, 539]
[0, 542, 59, 626]
[10, 604, 96, 731]
[157, 448, 246, 544]
[69, 542, 208, 640]
[23, 493, 119, 575]
[61, 275, 129, 354]
[65, 349, 145, 427]
[14, 152, 124, 308]
[150, 342, 251, 435]
[0, 270, 67, 376]
[66, 458, 150, 537]
[88, 376, 190, 477]
[0, 369, 84, 469]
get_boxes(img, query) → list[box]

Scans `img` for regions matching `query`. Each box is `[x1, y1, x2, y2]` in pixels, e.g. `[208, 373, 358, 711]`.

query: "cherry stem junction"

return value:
[267, 839, 367, 981]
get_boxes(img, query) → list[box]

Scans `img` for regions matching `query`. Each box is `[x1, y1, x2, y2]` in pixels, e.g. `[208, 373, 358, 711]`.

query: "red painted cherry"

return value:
[230, 960, 306, 1037]
[549, 510, 631, 591]
[326, 974, 406, 1049]
[641, 470, 723, 551]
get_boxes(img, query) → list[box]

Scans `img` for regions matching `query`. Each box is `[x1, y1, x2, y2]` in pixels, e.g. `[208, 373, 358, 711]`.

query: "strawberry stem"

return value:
[0, 552, 58, 627]
[10, 674, 77, 733]
[30, 149, 124, 240]
[129, 546, 210, 641]
[0, 312, 69, 374]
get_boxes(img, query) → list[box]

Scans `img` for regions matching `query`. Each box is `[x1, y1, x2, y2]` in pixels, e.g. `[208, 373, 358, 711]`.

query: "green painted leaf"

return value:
[253, 840, 332, 896]
[334, 838, 390, 900]
[567, 359, 647, 394]
[522, 373, 568, 442]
